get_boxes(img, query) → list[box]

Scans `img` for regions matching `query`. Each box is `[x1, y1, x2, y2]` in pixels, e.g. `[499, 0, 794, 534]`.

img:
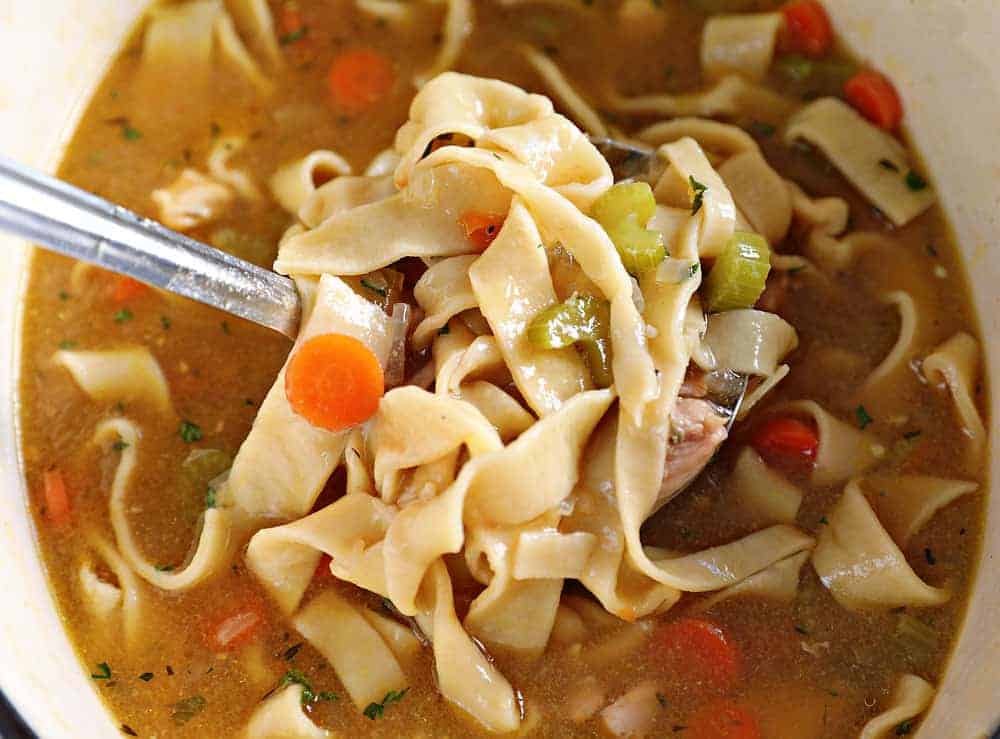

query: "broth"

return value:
[18, 0, 986, 737]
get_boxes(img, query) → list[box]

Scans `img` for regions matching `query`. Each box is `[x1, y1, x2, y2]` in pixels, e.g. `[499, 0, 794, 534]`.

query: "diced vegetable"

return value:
[752, 417, 819, 465]
[327, 49, 396, 112]
[651, 618, 742, 691]
[459, 211, 506, 251]
[110, 276, 149, 304]
[204, 600, 266, 652]
[42, 468, 71, 527]
[844, 70, 903, 131]
[591, 182, 666, 275]
[702, 231, 771, 313]
[779, 0, 833, 58]
[687, 701, 762, 739]
[285, 333, 385, 432]
[600, 681, 661, 738]
[527, 294, 612, 386]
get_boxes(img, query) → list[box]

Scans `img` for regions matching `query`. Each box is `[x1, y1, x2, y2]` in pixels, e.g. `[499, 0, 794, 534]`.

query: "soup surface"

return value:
[18, 1, 988, 737]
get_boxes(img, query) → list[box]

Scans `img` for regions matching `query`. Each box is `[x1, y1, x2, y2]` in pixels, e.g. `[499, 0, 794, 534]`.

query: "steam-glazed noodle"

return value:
[18, 0, 987, 737]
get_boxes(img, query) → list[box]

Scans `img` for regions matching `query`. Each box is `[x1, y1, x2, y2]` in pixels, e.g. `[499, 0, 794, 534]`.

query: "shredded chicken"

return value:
[658, 397, 728, 506]
[599, 680, 662, 738]
[151, 169, 233, 231]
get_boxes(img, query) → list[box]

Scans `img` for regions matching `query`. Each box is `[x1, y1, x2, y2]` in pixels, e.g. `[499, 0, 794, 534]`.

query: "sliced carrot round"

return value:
[844, 70, 903, 130]
[752, 416, 818, 466]
[651, 618, 743, 691]
[780, 0, 833, 58]
[327, 49, 396, 113]
[204, 599, 266, 652]
[285, 333, 384, 432]
[687, 701, 762, 739]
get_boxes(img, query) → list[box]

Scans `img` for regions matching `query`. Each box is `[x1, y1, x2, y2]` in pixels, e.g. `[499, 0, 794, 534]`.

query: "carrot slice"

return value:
[327, 49, 395, 113]
[687, 701, 762, 739]
[844, 70, 903, 131]
[652, 618, 743, 691]
[779, 0, 833, 58]
[204, 599, 266, 652]
[752, 416, 818, 466]
[459, 211, 506, 251]
[110, 276, 149, 304]
[42, 468, 71, 527]
[285, 333, 384, 432]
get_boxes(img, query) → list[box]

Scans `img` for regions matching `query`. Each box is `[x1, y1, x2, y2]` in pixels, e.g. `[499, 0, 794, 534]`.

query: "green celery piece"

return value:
[703, 231, 771, 313]
[526, 294, 612, 387]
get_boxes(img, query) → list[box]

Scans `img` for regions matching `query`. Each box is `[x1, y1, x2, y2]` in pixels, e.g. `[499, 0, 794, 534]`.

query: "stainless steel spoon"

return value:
[0, 142, 745, 435]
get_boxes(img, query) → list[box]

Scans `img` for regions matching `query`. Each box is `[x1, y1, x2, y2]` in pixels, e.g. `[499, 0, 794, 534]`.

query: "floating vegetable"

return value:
[527, 294, 612, 387]
[702, 231, 771, 312]
[591, 182, 666, 274]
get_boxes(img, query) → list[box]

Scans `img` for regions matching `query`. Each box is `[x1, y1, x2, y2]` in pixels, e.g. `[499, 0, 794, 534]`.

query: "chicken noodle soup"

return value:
[18, 0, 986, 737]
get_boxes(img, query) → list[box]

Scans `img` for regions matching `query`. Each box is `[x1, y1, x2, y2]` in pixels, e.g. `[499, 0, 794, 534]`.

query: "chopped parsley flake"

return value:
[363, 688, 409, 720]
[155, 564, 175, 572]
[283, 642, 303, 661]
[925, 243, 938, 258]
[58, 340, 77, 350]
[794, 624, 809, 635]
[905, 171, 928, 191]
[122, 125, 142, 141]
[903, 430, 922, 440]
[747, 120, 776, 137]
[58, 290, 69, 301]
[437, 325, 450, 336]
[278, 670, 339, 707]
[895, 720, 913, 735]
[113, 308, 133, 323]
[360, 278, 388, 297]
[210, 122, 222, 138]
[656, 692, 668, 707]
[160, 315, 172, 330]
[171, 695, 206, 725]
[91, 662, 112, 680]
[245, 398, 256, 406]
[179, 420, 203, 443]
[205, 486, 217, 509]
[856, 405, 873, 429]
[878, 158, 900, 172]
[120, 725, 138, 737]
[139, 672, 154, 682]
[112, 440, 129, 452]
[818, 516, 829, 525]
[924, 548, 937, 565]
[689, 176, 708, 215]
[221, 321, 231, 335]
[280, 27, 308, 45]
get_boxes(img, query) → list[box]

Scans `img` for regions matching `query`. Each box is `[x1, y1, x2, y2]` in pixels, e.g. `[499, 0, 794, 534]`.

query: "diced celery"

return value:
[527, 294, 612, 387]
[702, 231, 771, 313]
[591, 182, 666, 275]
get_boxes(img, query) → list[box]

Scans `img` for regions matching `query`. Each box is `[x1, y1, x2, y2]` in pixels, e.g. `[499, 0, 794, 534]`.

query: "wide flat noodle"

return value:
[701, 13, 782, 82]
[269, 150, 352, 214]
[863, 475, 978, 547]
[704, 309, 798, 376]
[226, 0, 282, 68]
[94, 418, 234, 591]
[412, 255, 478, 347]
[208, 135, 261, 199]
[414, 0, 473, 86]
[244, 684, 330, 739]
[784, 98, 935, 226]
[457, 382, 534, 442]
[469, 199, 592, 415]
[79, 536, 144, 650]
[729, 446, 802, 526]
[214, 12, 273, 94]
[293, 590, 407, 708]
[859, 674, 935, 739]
[53, 347, 172, 415]
[737, 364, 789, 420]
[922, 332, 986, 467]
[298, 174, 397, 229]
[699, 550, 808, 611]
[717, 150, 792, 245]
[859, 291, 920, 403]
[811, 480, 949, 610]
[638, 117, 759, 158]
[151, 168, 234, 230]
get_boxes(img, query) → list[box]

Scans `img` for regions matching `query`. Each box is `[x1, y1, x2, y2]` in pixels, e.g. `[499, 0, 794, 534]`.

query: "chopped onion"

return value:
[629, 276, 645, 313]
[600, 681, 661, 738]
[384, 303, 411, 389]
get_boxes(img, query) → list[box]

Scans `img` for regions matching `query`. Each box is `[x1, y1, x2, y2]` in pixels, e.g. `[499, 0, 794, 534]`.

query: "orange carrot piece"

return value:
[285, 333, 384, 432]
[779, 0, 833, 58]
[752, 416, 819, 466]
[327, 49, 395, 113]
[459, 211, 506, 251]
[42, 468, 71, 527]
[652, 618, 742, 691]
[687, 701, 762, 739]
[844, 70, 903, 131]
[110, 276, 149, 304]
[204, 599, 266, 652]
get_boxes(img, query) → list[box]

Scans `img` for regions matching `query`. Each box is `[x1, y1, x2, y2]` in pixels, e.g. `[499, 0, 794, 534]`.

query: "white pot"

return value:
[0, 1, 997, 737]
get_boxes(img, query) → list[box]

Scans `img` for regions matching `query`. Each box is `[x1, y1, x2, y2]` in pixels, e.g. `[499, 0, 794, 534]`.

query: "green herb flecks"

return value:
[58, 290, 70, 301]
[139, 672, 154, 682]
[437, 325, 450, 336]
[160, 315, 172, 330]
[747, 120, 776, 138]
[122, 125, 142, 141]
[878, 158, 900, 172]
[924, 547, 936, 565]
[818, 516, 829, 526]
[905, 171, 928, 191]
[112, 440, 129, 452]
[114, 308, 134, 323]
[91, 662, 112, 680]
[283, 642, 303, 661]
[278, 670, 339, 707]
[171, 695, 206, 725]
[205, 486, 217, 509]
[360, 278, 388, 297]
[179, 420, 203, 443]
[363, 688, 409, 720]
[689, 176, 708, 215]
[895, 719, 913, 735]
[280, 27, 308, 45]
[155, 564, 175, 572]
[58, 340, 77, 350]
[856, 405, 873, 429]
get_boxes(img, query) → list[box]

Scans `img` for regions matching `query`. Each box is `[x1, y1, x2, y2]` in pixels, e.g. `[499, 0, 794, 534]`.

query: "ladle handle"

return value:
[0, 156, 300, 339]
